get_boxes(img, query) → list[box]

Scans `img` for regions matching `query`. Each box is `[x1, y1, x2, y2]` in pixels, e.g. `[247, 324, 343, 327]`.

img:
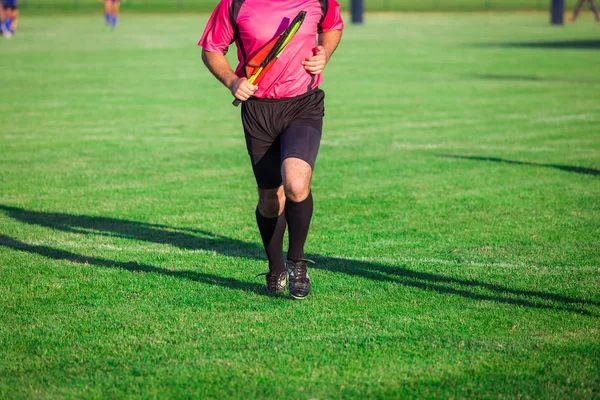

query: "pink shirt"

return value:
[199, 0, 344, 99]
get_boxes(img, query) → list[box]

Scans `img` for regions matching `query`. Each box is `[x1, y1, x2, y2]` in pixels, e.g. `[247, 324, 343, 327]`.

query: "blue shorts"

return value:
[2, 0, 17, 9]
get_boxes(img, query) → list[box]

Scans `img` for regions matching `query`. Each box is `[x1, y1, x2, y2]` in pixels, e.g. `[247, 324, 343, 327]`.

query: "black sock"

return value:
[255, 208, 287, 275]
[285, 192, 313, 262]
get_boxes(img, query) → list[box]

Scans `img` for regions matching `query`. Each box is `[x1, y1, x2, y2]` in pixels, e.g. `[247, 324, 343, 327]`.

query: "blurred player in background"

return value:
[1, 0, 19, 38]
[0, 2, 4, 36]
[102, 0, 120, 31]
[568, 0, 600, 23]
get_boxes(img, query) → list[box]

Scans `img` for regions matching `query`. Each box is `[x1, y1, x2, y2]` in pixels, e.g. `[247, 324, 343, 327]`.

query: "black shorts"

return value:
[241, 88, 324, 189]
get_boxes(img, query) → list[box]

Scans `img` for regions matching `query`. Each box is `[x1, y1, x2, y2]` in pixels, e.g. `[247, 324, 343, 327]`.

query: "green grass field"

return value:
[1, 12, 599, 399]
[17, 0, 588, 12]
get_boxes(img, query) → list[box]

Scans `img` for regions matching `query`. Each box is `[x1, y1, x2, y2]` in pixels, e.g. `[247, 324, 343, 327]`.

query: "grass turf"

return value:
[17, 0, 590, 12]
[1, 12, 599, 399]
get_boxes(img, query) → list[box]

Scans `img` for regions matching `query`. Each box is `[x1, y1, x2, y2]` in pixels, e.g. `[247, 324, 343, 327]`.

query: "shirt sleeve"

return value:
[198, 0, 235, 54]
[320, 0, 344, 33]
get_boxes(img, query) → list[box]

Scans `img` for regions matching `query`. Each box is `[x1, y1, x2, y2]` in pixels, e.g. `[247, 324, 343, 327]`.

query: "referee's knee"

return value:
[284, 180, 310, 203]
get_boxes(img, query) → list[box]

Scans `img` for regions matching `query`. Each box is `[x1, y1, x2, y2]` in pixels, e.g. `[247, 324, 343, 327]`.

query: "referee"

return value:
[199, 0, 344, 299]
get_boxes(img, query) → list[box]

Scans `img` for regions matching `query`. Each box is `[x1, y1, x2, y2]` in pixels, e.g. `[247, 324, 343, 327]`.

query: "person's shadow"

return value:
[1, 204, 597, 316]
[439, 154, 600, 176]
[478, 40, 600, 50]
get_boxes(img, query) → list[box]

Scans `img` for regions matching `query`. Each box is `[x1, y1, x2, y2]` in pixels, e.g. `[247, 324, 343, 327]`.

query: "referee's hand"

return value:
[230, 78, 258, 102]
[302, 46, 328, 75]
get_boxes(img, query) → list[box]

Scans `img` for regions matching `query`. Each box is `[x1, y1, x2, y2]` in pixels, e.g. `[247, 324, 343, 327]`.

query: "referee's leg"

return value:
[282, 157, 313, 262]
[282, 157, 314, 299]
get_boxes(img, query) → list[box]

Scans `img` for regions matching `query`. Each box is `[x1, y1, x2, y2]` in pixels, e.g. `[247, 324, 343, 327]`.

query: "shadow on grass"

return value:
[473, 74, 547, 82]
[0, 234, 265, 295]
[1, 204, 598, 316]
[479, 40, 600, 50]
[469, 73, 600, 84]
[439, 154, 600, 176]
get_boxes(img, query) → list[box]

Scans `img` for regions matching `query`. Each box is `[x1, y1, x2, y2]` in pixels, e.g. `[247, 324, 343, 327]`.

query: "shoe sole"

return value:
[290, 289, 309, 300]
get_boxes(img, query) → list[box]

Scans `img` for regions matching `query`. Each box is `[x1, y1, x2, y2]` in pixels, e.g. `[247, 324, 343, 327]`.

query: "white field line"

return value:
[331, 255, 599, 272]
[0, 134, 242, 145]
[28, 240, 218, 256]
[533, 113, 599, 123]
[390, 143, 562, 152]
[22, 240, 599, 271]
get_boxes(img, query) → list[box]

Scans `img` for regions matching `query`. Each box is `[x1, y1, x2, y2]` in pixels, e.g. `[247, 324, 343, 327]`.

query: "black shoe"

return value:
[287, 259, 313, 299]
[257, 270, 288, 295]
